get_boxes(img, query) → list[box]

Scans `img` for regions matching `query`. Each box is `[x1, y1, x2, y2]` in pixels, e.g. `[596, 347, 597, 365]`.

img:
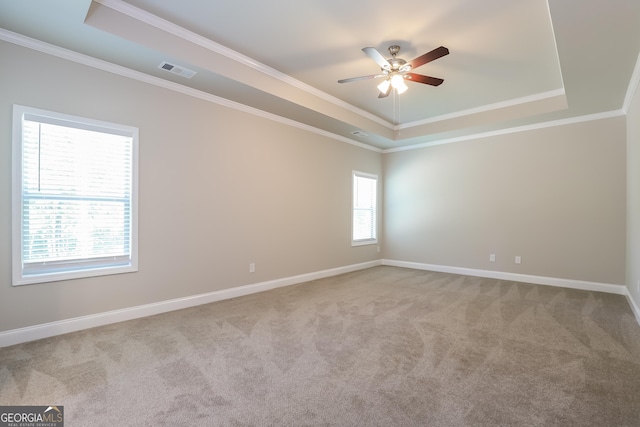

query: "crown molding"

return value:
[93, 0, 393, 130]
[623, 50, 640, 114]
[384, 109, 624, 153]
[1, 27, 626, 155]
[0, 28, 381, 153]
[397, 88, 566, 130]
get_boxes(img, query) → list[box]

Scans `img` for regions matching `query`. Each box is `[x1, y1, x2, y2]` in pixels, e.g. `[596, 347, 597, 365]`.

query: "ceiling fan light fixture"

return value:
[377, 79, 391, 94]
[391, 74, 408, 94]
[395, 83, 408, 95]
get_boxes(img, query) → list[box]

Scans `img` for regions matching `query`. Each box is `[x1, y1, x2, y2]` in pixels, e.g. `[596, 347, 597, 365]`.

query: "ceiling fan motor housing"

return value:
[386, 46, 410, 73]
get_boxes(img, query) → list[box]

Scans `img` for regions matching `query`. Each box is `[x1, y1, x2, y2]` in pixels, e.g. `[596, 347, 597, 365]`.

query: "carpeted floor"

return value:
[1, 266, 640, 426]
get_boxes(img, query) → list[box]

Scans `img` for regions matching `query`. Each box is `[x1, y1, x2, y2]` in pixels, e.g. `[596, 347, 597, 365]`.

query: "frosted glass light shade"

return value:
[391, 74, 408, 94]
[377, 79, 390, 94]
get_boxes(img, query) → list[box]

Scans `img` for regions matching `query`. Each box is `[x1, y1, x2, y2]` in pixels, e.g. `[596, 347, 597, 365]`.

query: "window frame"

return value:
[351, 170, 378, 247]
[12, 105, 139, 286]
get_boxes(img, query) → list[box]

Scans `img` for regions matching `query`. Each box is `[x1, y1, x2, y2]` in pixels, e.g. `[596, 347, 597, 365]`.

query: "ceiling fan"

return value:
[338, 45, 449, 98]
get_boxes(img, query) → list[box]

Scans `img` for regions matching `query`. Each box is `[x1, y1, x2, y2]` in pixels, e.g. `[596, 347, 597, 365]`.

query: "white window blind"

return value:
[12, 105, 138, 285]
[352, 171, 377, 245]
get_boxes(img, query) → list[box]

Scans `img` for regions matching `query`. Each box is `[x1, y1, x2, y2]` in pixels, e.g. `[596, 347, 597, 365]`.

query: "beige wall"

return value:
[0, 41, 381, 332]
[1, 38, 634, 336]
[628, 82, 640, 303]
[383, 118, 627, 285]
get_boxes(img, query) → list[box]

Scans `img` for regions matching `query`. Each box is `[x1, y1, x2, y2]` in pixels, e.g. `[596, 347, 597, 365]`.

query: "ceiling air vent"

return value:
[158, 61, 197, 79]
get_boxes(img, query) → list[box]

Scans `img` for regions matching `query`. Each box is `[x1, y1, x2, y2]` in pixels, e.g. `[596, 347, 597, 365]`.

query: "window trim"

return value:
[351, 170, 378, 247]
[12, 105, 139, 286]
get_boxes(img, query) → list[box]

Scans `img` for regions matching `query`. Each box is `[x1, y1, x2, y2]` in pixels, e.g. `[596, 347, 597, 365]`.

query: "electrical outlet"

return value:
[249, 263, 255, 273]
[489, 254, 496, 262]
[515, 256, 521, 264]
[637, 279, 640, 293]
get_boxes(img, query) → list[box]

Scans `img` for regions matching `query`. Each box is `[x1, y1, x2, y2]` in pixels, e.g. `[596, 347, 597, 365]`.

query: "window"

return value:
[12, 105, 138, 285]
[352, 171, 377, 246]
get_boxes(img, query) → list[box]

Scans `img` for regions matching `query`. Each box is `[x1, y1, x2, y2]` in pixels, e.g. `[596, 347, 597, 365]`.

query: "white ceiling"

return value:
[1, 0, 639, 149]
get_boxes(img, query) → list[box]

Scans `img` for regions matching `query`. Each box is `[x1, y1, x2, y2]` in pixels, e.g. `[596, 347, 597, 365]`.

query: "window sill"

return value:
[351, 239, 378, 247]
[13, 264, 137, 286]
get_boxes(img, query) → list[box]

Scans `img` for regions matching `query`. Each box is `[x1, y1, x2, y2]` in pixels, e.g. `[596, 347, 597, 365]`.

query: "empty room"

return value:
[1, 0, 640, 425]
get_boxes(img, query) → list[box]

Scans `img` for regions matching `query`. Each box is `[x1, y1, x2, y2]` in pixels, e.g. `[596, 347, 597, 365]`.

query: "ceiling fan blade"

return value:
[338, 74, 386, 84]
[406, 46, 449, 70]
[405, 73, 444, 86]
[362, 47, 391, 70]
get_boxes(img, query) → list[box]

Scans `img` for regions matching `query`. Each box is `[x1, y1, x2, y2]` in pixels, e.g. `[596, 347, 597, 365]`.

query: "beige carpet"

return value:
[1, 266, 640, 426]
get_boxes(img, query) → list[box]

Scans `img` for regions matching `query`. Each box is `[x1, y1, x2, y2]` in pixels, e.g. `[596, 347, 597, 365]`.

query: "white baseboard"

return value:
[626, 292, 640, 325]
[384, 260, 640, 326]
[382, 259, 627, 295]
[0, 260, 382, 348]
[3, 259, 635, 348]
